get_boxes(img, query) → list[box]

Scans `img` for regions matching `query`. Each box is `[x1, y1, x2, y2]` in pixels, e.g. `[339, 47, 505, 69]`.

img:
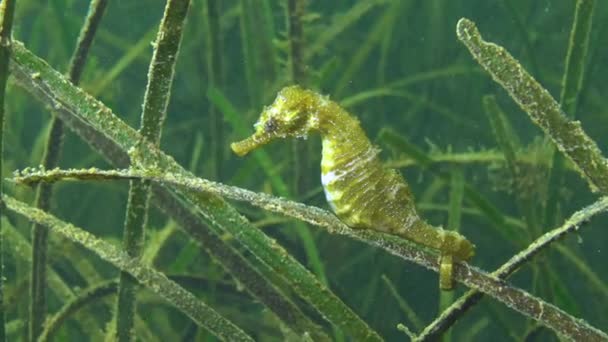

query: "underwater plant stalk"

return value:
[3, 223, 76, 302]
[0, 0, 16, 340]
[286, 0, 311, 195]
[416, 196, 608, 341]
[12, 166, 608, 341]
[334, 0, 399, 97]
[258, 0, 278, 83]
[559, 0, 595, 117]
[380, 275, 423, 331]
[151, 188, 332, 341]
[4, 219, 110, 340]
[4, 196, 254, 342]
[204, 0, 224, 179]
[29, 1, 108, 340]
[287, 0, 306, 84]
[9, 41, 377, 340]
[67, 0, 109, 84]
[438, 168, 465, 339]
[545, 0, 595, 229]
[39, 280, 118, 342]
[482, 96, 519, 181]
[305, 0, 385, 60]
[499, 0, 544, 85]
[483, 95, 538, 240]
[238, 0, 261, 109]
[457, 18, 608, 195]
[114, 0, 190, 341]
[284, 1, 334, 319]
[421, 16, 605, 340]
[7, 46, 331, 341]
[9, 94, 329, 340]
[426, 11, 598, 334]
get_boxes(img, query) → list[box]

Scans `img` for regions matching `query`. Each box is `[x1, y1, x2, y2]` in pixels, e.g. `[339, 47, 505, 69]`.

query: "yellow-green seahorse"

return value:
[231, 85, 475, 290]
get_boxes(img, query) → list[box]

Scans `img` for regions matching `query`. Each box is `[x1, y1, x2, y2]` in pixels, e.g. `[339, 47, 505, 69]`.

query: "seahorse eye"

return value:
[264, 118, 278, 133]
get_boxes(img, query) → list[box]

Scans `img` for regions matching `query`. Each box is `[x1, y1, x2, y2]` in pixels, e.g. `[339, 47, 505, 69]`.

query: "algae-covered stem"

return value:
[545, 0, 595, 230]
[231, 86, 475, 290]
[456, 17, 608, 195]
[204, 0, 224, 179]
[29, 1, 109, 340]
[0, 0, 17, 340]
[3, 195, 255, 342]
[38, 280, 118, 342]
[13, 166, 608, 341]
[417, 195, 608, 341]
[114, 0, 191, 341]
[287, 0, 311, 196]
[418, 14, 605, 341]
[9, 40, 382, 341]
[285, 0, 330, 295]
[287, 0, 306, 84]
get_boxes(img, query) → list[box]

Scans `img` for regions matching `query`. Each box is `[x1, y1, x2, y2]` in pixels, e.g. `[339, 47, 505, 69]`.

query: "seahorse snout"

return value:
[231, 132, 274, 156]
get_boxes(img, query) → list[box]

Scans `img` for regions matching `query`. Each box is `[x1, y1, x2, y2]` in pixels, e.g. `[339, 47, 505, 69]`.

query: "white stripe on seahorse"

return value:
[321, 146, 378, 186]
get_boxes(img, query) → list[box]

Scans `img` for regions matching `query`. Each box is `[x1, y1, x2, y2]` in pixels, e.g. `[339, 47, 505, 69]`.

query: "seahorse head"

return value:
[231, 85, 319, 156]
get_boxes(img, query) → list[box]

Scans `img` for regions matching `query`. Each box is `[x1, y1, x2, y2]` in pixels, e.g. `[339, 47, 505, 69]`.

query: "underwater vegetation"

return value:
[0, 0, 607, 341]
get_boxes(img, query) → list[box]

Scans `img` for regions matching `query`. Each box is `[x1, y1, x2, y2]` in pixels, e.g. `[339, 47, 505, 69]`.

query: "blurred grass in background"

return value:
[2, 0, 607, 340]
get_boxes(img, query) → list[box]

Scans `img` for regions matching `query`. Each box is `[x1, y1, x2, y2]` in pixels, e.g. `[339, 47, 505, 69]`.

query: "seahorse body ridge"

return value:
[231, 86, 475, 290]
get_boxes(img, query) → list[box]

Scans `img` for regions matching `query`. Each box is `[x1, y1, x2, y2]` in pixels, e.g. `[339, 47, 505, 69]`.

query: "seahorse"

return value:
[231, 85, 475, 290]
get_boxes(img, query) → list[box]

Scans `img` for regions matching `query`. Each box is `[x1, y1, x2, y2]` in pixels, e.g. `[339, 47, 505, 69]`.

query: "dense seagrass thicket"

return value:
[1, 1, 607, 341]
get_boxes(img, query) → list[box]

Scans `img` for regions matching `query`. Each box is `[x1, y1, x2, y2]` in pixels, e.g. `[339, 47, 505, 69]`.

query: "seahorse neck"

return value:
[313, 98, 373, 169]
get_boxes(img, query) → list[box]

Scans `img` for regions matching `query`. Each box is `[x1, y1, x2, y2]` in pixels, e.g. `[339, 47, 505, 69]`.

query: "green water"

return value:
[2, 0, 607, 341]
